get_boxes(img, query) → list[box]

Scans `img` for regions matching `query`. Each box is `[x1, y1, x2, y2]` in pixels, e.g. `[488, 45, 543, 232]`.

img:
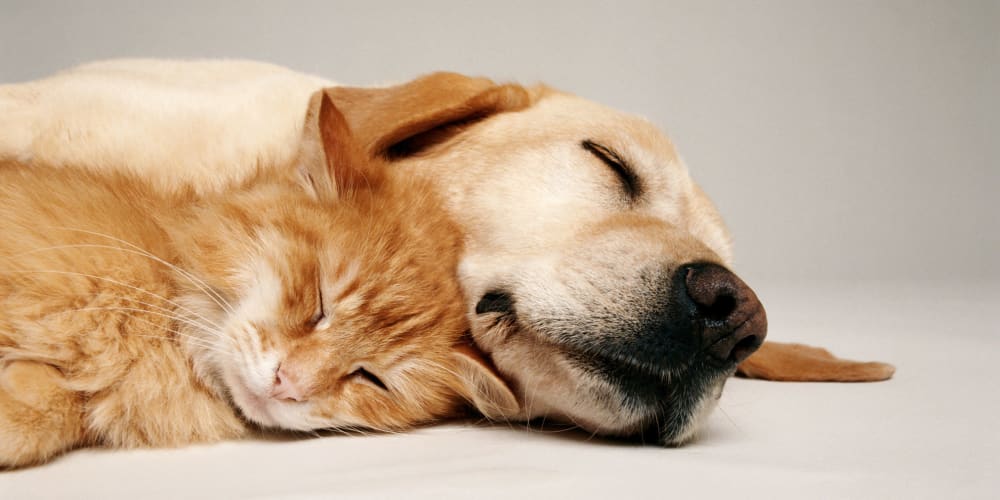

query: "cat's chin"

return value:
[227, 379, 282, 428]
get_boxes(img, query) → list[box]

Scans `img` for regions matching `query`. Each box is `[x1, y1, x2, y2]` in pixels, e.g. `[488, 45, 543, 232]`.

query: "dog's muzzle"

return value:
[681, 263, 767, 365]
[601, 262, 767, 375]
[579, 262, 767, 444]
[473, 261, 767, 444]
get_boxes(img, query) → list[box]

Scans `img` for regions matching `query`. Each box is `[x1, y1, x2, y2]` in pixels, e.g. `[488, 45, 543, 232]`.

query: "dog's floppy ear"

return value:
[451, 342, 520, 421]
[737, 341, 895, 382]
[320, 72, 532, 159]
[298, 92, 383, 202]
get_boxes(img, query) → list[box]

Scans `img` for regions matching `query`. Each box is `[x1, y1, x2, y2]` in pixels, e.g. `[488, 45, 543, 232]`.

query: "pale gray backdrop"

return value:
[2, 0, 996, 285]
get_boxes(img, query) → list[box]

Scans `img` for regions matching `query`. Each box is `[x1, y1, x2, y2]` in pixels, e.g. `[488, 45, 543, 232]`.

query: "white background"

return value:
[2, 0, 996, 285]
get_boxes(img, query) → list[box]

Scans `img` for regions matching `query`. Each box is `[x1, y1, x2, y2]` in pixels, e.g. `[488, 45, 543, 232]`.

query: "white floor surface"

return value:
[1, 281, 996, 499]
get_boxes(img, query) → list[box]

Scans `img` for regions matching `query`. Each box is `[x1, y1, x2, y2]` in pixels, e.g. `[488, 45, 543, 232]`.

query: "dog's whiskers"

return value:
[715, 404, 743, 435]
[523, 367, 539, 433]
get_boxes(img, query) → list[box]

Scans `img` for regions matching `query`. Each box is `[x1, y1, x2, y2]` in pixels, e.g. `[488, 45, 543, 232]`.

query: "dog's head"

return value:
[313, 74, 767, 444]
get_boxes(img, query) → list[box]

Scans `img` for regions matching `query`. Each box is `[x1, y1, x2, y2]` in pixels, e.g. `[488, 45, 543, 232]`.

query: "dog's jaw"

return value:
[470, 307, 735, 442]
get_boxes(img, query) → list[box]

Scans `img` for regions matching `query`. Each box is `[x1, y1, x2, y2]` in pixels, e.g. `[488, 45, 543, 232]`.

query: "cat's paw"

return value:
[0, 361, 82, 468]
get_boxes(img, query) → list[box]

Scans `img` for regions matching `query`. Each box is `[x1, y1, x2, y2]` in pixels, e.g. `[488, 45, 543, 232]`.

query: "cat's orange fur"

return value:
[0, 96, 516, 468]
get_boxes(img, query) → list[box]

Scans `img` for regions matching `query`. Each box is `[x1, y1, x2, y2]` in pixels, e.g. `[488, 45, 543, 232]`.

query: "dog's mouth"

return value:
[568, 344, 735, 445]
[476, 303, 737, 445]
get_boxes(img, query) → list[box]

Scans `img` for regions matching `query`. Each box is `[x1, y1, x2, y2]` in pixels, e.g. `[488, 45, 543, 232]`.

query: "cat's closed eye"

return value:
[349, 366, 388, 391]
[306, 283, 325, 329]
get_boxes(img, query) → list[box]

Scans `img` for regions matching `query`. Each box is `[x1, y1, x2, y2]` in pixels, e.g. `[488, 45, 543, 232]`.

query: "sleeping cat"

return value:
[0, 95, 517, 468]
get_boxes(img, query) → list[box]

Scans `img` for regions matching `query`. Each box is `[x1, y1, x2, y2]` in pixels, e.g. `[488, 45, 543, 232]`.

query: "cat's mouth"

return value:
[228, 378, 279, 427]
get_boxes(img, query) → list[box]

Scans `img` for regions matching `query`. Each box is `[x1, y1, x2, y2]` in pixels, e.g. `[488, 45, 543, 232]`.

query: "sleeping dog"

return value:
[0, 60, 893, 444]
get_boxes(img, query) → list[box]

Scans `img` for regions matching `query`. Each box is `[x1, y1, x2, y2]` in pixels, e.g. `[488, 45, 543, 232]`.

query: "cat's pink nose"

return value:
[270, 364, 306, 402]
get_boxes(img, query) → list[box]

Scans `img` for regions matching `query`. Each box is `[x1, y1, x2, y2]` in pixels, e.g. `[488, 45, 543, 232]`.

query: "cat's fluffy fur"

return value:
[0, 96, 515, 468]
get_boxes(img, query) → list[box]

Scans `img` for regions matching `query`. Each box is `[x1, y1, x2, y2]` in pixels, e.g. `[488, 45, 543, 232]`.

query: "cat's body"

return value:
[0, 165, 248, 456]
[0, 97, 516, 468]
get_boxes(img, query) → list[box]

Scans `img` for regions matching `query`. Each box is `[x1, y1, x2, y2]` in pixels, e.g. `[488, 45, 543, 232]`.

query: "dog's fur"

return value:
[0, 60, 893, 444]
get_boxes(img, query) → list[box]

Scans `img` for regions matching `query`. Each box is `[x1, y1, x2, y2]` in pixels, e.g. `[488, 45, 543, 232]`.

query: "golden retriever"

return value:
[0, 60, 893, 444]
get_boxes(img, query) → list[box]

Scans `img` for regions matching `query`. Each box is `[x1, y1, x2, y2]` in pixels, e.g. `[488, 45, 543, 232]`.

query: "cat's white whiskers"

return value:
[46, 305, 233, 356]
[22, 242, 235, 315]
[234, 323, 254, 356]
[49, 306, 232, 353]
[131, 329, 232, 357]
[249, 325, 264, 364]
[129, 321, 232, 357]
[106, 303, 226, 344]
[37, 226, 237, 314]
[0, 268, 224, 333]
[55, 227, 234, 313]
[118, 297, 228, 343]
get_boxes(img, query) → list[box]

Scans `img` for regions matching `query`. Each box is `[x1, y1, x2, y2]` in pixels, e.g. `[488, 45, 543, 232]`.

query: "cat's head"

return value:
[169, 96, 519, 431]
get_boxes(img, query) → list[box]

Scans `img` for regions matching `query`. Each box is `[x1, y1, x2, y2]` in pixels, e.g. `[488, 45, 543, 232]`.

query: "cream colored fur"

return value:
[0, 59, 332, 194]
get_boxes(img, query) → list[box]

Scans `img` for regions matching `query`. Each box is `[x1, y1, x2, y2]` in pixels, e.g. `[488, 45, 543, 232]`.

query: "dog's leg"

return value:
[736, 341, 895, 382]
[0, 360, 84, 468]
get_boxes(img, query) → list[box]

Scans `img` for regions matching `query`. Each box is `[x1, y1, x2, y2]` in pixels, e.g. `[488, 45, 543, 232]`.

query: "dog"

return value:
[0, 60, 894, 444]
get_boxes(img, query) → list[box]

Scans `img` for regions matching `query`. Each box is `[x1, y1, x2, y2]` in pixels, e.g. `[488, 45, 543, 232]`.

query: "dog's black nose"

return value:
[681, 263, 767, 364]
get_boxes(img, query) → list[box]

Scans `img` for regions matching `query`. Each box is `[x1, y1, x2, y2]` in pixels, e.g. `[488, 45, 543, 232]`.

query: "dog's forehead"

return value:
[518, 93, 681, 162]
[487, 93, 695, 217]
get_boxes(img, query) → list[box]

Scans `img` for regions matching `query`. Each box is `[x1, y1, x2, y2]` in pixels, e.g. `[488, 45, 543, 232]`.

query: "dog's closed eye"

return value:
[582, 140, 642, 203]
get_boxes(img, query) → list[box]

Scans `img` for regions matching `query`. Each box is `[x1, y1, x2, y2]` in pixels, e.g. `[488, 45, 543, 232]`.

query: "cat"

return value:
[0, 95, 517, 468]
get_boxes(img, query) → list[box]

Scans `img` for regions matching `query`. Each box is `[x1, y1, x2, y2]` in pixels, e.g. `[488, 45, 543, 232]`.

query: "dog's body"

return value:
[0, 59, 330, 194]
[0, 60, 892, 444]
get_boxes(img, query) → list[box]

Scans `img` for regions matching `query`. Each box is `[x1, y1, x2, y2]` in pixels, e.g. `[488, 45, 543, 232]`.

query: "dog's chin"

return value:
[572, 353, 734, 446]
[647, 375, 727, 446]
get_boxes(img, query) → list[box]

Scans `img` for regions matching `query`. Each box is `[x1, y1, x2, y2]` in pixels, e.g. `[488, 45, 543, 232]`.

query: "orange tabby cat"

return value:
[0, 96, 517, 468]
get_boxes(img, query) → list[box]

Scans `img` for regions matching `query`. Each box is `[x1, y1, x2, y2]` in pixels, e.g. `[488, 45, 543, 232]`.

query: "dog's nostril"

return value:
[475, 290, 515, 315]
[684, 265, 743, 324]
[729, 333, 763, 364]
[698, 292, 737, 322]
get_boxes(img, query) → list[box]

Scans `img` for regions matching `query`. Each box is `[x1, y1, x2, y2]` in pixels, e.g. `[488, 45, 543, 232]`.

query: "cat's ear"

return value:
[313, 72, 535, 160]
[297, 91, 383, 202]
[451, 343, 520, 421]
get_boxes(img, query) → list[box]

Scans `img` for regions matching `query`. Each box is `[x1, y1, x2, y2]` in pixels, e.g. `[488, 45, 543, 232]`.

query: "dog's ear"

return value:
[737, 341, 895, 382]
[450, 342, 520, 421]
[316, 72, 532, 160]
[298, 92, 383, 202]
